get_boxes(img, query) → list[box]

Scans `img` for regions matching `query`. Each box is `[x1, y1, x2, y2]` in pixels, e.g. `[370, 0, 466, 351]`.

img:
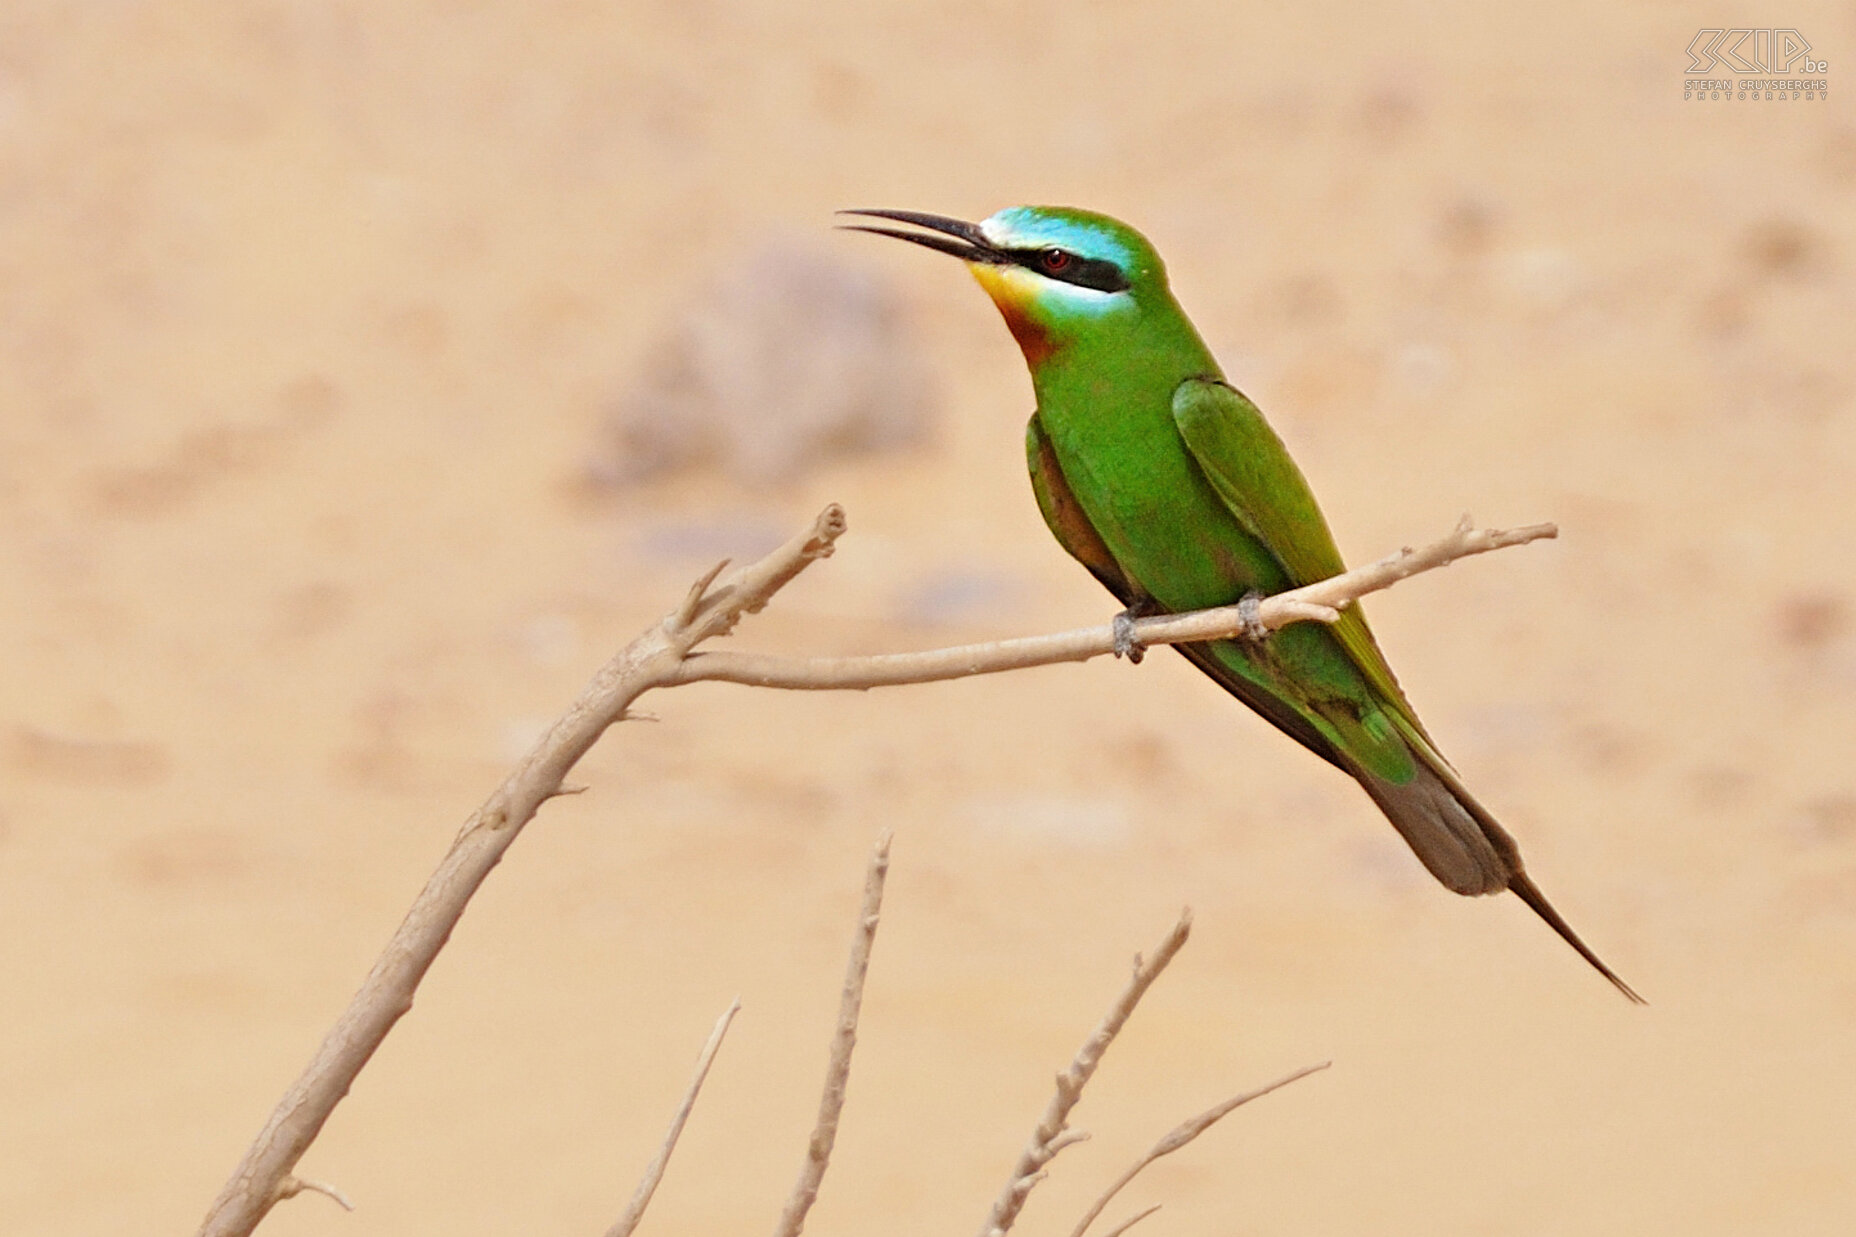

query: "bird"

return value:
[842, 205, 1641, 1002]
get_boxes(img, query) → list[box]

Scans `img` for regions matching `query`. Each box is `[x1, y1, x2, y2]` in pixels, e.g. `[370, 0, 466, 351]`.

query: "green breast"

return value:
[1029, 316, 1288, 611]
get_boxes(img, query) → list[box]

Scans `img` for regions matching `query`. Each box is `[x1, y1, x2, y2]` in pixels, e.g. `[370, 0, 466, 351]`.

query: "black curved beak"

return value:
[836, 209, 1007, 264]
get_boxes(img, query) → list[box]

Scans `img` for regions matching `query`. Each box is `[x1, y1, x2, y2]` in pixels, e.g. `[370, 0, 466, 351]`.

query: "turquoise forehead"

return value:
[981, 206, 1144, 267]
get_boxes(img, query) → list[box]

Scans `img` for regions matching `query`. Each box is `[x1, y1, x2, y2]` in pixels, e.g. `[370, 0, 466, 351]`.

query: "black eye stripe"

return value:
[1004, 247, 1130, 293]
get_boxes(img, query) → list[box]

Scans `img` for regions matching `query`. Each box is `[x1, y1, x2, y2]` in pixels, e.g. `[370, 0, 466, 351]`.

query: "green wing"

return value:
[1171, 377, 1431, 744]
[1027, 409, 1351, 773]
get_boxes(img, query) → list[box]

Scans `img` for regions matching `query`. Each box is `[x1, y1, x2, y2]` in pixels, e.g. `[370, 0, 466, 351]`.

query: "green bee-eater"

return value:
[844, 206, 1639, 1001]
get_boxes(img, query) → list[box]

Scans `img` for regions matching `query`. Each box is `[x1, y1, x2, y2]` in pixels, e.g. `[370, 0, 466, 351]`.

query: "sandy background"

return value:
[3, 2, 1855, 1234]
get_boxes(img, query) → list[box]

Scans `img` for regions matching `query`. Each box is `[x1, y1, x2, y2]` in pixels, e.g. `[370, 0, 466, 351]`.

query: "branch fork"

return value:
[198, 503, 1547, 1237]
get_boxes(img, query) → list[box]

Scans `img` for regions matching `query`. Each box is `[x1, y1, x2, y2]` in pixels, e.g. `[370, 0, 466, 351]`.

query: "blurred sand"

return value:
[2, 3, 1854, 1234]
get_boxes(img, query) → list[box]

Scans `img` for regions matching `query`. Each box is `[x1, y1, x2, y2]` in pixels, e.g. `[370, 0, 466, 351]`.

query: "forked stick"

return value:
[978, 910, 1193, 1237]
[197, 508, 849, 1237]
[199, 508, 1549, 1237]
[1065, 1063, 1331, 1237]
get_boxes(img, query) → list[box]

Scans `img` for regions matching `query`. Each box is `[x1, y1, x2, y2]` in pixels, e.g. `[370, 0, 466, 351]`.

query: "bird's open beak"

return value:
[836, 209, 1007, 265]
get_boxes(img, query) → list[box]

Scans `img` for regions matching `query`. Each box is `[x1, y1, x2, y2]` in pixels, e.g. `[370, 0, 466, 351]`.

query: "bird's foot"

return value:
[1112, 597, 1163, 663]
[1238, 591, 1270, 642]
[1112, 610, 1145, 663]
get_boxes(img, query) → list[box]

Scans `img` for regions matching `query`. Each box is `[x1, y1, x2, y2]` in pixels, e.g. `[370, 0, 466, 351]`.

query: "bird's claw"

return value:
[1112, 610, 1146, 664]
[1238, 592, 1269, 642]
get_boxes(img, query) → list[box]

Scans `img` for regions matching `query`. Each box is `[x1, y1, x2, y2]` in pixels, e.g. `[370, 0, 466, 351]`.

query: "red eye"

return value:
[1040, 247, 1072, 272]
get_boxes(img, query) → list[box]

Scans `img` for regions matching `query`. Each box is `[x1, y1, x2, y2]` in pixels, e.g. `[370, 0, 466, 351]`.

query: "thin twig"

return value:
[196, 507, 848, 1237]
[273, 1177, 352, 1212]
[978, 909, 1194, 1237]
[1066, 1062, 1331, 1237]
[603, 1000, 742, 1237]
[1094, 1203, 1162, 1237]
[772, 833, 892, 1237]
[198, 506, 1545, 1237]
[669, 518, 1556, 691]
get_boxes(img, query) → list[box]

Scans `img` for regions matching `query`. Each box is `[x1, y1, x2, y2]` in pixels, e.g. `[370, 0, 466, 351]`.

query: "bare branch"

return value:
[772, 832, 892, 1237]
[669, 518, 1556, 691]
[603, 1000, 742, 1237]
[197, 505, 1540, 1237]
[978, 909, 1194, 1237]
[196, 506, 848, 1237]
[1066, 1062, 1331, 1237]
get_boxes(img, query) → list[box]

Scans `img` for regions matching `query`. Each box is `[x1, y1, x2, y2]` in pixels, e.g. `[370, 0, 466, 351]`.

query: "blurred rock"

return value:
[7, 727, 168, 786]
[116, 827, 250, 887]
[1776, 591, 1848, 651]
[1795, 794, 1856, 845]
[593, 237, 937, 487]
[1435, 195, 1501, 257]
[1742, 218, 1828, 279]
